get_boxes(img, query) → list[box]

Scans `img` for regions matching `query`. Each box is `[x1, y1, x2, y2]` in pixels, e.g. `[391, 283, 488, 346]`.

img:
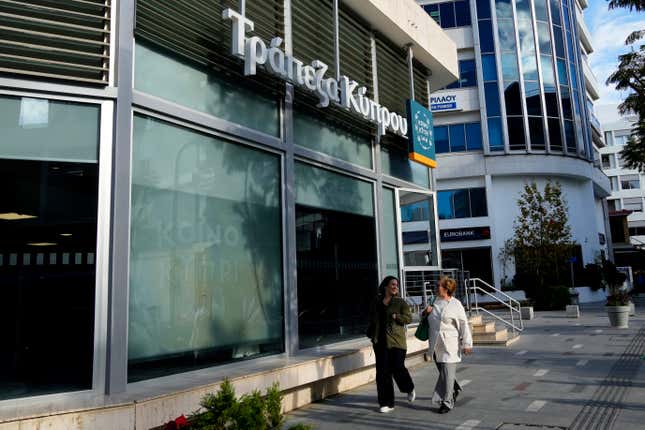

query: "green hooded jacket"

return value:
[366, 296, 412, 350]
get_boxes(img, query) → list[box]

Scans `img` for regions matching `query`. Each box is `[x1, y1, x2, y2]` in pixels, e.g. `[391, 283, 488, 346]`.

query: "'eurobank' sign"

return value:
[222, 9, 407, 137]
[406, 99, 436, 168]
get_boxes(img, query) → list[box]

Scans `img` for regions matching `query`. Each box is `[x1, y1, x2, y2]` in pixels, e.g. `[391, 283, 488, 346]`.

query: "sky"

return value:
[584, 0, 645, 109]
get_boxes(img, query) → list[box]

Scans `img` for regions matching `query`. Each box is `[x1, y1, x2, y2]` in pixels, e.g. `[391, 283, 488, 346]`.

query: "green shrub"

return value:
[186, 380, 312, 430]
[531, 285, 571, 311]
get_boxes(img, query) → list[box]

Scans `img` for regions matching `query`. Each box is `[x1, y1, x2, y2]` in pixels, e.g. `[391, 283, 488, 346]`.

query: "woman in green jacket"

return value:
[366, 276, 415, 413]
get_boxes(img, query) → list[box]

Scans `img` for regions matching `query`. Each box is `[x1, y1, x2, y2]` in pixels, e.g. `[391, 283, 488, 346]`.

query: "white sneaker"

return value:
[407, 389, 416, 403]
[379, 406, 395, 413]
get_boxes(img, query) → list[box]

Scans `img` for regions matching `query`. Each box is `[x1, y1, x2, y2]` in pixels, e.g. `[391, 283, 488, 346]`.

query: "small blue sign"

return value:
[406, 99, 436, 168]
[431, 102, 457, 111]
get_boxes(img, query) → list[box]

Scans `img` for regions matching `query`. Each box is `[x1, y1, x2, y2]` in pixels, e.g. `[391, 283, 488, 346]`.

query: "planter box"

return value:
[607, 305, 630, 328]
[520, 306, 534, 320]
[566, 305, 580, 318]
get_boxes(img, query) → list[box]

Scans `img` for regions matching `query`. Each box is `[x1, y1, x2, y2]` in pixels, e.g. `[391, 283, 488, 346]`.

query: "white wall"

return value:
[488, 176, 604, 288]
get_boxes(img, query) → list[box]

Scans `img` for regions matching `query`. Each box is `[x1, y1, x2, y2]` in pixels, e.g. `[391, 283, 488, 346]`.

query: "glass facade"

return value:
[0, 0, 444, 412]
[424, 1, 472, 28]
[446, 59, 478, 89]
[437, 188, 488, 219]
[471, 0, 592, 157]
[435, 122, 482, 153]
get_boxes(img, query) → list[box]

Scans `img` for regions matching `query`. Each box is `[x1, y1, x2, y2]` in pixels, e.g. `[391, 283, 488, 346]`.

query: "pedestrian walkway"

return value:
[286, 304, 645, 430]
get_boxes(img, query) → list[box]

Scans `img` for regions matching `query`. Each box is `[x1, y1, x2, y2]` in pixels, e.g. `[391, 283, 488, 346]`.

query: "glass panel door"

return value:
[396, 189, 440, 271]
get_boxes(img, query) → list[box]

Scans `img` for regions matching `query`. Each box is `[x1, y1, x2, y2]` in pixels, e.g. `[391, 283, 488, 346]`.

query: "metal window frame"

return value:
[0, 89, 113, 411]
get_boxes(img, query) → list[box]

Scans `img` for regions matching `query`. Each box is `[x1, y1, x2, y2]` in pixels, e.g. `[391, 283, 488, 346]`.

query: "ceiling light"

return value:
[27, 242, 57, 247]
[60, 233, 73, 237]
[0, 212, 37, 221]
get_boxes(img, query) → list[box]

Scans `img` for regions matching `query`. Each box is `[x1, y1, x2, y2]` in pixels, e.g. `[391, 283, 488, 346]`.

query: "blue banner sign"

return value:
[430, 94, 459, 112]
[406, 99, 436, 168]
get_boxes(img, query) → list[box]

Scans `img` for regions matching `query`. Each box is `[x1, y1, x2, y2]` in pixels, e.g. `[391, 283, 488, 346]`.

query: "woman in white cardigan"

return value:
[423, 276, 473, 414]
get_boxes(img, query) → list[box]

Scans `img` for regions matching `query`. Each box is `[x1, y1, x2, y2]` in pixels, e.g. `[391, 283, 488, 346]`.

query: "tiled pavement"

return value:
[286, 303, 645, 430]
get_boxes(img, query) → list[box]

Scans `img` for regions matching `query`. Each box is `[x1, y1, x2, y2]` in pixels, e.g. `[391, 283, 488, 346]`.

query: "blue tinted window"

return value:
[550, 0, 561, 25]
[482, 54, 497, 81]
[449, 124, 466, 152]
[544, 85, 558, 117]
[453, 189, 469, 218]
[477, 0, 491, 19]
[446, 79, 460, 90]
[485, 82, 501, 116]
[507, 117, 526, 150]
[469, 188, 488, 217]
[534, 0, 548, 21]
[501, 53, 520, 82]
[435, 125, 450, 153]
[528, 117, 546, 150]
[401, 200, 430, 222]
[496, 0, 513, 19]
[504, 81, 522, 116]
[438, 191, 453, 219]
[554, 27, 565, 58]
[548, 118, 563, 150]
[561, 86, 572, 118]
[478, 20, 495, 53]
[440, 3, 456, 28]
[525, 81, 541, 116]
[459, 59, 477, 87]
[424, 4, 440, 24]
[488, 117, 504, 151]
[455, 1, 471, 26]
[466, 123, 482, 150]
[557, 59, 568, 84]
[564, 120, 576, 152]
[402, 230, 429, 245]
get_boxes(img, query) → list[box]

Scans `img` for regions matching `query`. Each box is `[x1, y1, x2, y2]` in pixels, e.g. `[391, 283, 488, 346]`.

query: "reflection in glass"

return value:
[496, 0, 513, 18]
[548, 118, 563, 151]
[550, 0, 561, 25]
[553, 27, 565, 58]
[466, 123, 483, 150]
[135, 42, 279, 137]
[534, 0, 549, 21]
[544, 85, 559, 117]
[381, 144, 429, 188]
[435, 126, 449, 154]
[541, 55, 556, 87]
[501, 53, 520, 81]
[507, 117, 526, 150]
[564, 120, 576, 153]
[525, 81, 542, 116]
[128, 115, 283, 381]
[296, 163, 377, 348]
[294, 110, 372, 169]
[0, 96, 99, 400]
[529, 117, 546, 150]
[455, 1, 471, 27]
[537, 22, 552, 53]
[498, 20, 517, 52]
[504, 80, 522, 116]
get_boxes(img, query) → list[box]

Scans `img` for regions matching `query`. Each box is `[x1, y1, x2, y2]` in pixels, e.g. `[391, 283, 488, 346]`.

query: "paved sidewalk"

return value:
[286, 304, 645, 430]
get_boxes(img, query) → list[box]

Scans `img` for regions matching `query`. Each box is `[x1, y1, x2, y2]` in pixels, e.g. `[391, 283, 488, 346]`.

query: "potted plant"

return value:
[602, 259, 629, 328]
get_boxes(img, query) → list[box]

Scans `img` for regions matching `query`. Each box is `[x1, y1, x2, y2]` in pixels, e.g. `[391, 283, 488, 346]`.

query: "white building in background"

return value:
[417, 0, 611, 288]
[596, 104, 645, 265]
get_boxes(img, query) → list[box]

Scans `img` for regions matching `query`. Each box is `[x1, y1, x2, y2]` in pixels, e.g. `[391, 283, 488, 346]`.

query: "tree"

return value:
[500, 182, 576, 308]
[606, 1, 645, 171]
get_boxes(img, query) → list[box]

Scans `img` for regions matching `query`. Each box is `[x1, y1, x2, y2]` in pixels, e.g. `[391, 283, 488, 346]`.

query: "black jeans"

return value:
[374, 343, 415, 407]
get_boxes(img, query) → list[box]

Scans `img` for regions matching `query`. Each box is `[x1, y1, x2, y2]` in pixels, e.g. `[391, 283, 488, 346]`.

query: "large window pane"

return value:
[438, 190, 454, 219]
[482, 54, 498, 81]
[0, 96, 99, 162]
[485, 82, 501, 116]
[296, 163, 377, 348]
[440, 2, 456, 28]
[135, 42, 279, 137]
[498, 20, 517, 52]
[435, 125, 450, 153]
[508, 117, 526, 150]
[504, 81, 522, 116]
[460, 59, 477, 87]
[469, 188, 488, 217]
[529, 117, 546, 150]
[453, 189, 470, 218]
[381, 145, 430, 187]
[455, 1, 471, 27]
[449, 124, 466, 152]
[488, 117, 505, 151]
[294, 110, 372, 169]
[549, 118, 563, 151]
[0, 96, 99, 400]
[466, 122, 483, 150]
[479, 20, 495, 53]
[129, 115, 283, 381]
[477, 0, 491, 19]
[501, 53, 520, 81]
[525, 81, 542, 115]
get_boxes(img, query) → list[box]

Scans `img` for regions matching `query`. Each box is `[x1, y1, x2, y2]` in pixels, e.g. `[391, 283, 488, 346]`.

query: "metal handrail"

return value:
[466, 278, 524, 334]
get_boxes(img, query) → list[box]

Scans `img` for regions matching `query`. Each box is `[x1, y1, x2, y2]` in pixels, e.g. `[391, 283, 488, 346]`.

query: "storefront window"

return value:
[293, 110, 372, 169]
[295, 163, 377, 348]
[0, 95, 99, 400]
[135, 42, 279, 137]
[128, 115, 283, 381]
[381, 145, 430, 188]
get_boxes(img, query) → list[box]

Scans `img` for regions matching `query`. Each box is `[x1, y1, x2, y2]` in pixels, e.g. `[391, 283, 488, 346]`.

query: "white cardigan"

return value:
[427, 298, 473, 363]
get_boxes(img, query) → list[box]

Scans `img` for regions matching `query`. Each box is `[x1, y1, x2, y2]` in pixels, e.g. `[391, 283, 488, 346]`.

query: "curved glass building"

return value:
[420, 0, 611, 288]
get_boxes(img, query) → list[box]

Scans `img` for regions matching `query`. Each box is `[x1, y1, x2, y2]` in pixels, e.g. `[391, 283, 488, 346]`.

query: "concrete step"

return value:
[468, 315, 483, 325]
[473, 328, 508, 342]
[471, 321, 496, 334]
[473, 333, 521, 346]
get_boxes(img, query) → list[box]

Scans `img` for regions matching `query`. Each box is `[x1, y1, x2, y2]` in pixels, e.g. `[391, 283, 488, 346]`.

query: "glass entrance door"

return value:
[396, 189, 441, 271]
